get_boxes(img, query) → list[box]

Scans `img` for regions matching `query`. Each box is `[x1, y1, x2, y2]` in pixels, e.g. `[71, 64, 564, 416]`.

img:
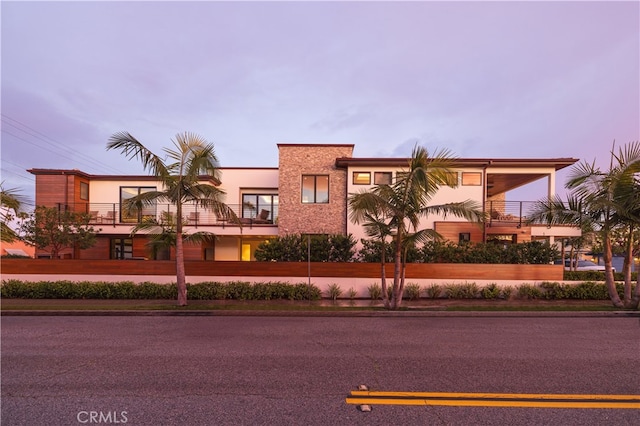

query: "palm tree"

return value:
[107, 131, 238, 306]
[1, 184, 25, 243]
[530, 141, 640, 308]
[348, 145, 485, 309]
[358, 210, 393, 308]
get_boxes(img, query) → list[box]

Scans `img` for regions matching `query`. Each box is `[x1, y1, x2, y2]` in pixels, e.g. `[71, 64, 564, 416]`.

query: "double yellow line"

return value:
[346, 390, 640, 409]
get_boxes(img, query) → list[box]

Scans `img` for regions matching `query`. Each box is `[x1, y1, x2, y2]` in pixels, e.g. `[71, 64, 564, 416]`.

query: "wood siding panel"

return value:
[1, 259, 563, 281]
[434, 222, 484, 243]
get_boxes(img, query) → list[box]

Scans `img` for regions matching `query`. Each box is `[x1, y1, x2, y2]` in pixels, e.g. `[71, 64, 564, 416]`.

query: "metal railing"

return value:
[485, 200, 539, 228]
[56, 203, 278, 228]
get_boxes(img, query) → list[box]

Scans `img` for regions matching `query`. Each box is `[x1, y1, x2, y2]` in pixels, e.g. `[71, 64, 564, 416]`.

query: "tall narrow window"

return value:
[301, 175, 329, 204]
[80, 182, 89, 200]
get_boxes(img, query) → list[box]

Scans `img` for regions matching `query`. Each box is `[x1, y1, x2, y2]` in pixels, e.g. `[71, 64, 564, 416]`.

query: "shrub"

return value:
[481, 283, 501, 299]
[425, 284, 441, 299]
[326, 283, 343, 301]
[445, 282, 479, 299]
[0, 280, 322, 301]
[540, 282, 570, 300]
[368, 283, 382, 300]
[517, 283, 543, 299]
[347, 287, 357, 300]
[404, 283, 421, 301]
[501, 286, 513, 300]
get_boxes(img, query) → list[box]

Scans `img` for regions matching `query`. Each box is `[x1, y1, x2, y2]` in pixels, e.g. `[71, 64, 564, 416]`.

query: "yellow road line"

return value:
[345, 391, 640, 409]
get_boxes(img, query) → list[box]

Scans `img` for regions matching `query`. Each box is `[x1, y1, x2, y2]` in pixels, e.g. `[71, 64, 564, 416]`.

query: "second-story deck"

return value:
[63, 202, 278, 229]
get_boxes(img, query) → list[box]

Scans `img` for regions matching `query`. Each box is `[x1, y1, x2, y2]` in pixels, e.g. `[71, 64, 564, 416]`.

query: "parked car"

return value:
[555, 259, 614, 272]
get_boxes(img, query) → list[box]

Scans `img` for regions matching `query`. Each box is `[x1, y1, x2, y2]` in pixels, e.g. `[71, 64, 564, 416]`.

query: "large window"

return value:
[120, 187, 156, 223]
[302, 175, 329, 204]
[242, 193, 278, 221]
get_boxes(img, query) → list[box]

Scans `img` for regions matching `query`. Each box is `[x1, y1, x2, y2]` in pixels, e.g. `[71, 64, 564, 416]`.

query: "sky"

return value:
[1, 0, 639, 206]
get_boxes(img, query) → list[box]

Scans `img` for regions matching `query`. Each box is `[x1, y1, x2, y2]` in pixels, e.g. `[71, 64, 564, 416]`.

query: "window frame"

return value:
[352, 171, 371, 185]
[241, 193, 279, 220]
[119, 186, 157, 223]
[79, 182, 89, 201]
[461, 172, 482, 186]
[374, 172, 392, 185]
[301, 175, 329, 204]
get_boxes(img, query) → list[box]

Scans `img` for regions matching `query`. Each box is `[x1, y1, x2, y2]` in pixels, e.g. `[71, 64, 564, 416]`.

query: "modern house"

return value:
[28, 143, 581, 260]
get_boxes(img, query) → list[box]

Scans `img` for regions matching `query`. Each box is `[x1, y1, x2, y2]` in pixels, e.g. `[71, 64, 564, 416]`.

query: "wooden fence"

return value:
[1, 259, 563, 281]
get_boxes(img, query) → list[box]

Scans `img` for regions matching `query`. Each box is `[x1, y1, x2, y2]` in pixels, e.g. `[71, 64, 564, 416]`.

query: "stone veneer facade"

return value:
[277, 144, 354, 235]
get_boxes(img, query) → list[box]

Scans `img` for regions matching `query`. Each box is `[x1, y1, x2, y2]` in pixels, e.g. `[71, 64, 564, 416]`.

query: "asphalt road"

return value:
[2, 315, 639, 425]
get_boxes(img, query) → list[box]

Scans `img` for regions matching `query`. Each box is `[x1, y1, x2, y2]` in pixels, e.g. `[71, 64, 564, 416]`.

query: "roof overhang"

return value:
[335, 157, 579, 171]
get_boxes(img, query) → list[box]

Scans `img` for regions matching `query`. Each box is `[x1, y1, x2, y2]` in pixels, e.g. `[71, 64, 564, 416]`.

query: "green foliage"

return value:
[425, 283, 441, 299]
[356, 239, 421, 263]
[481, 283, 501, 299]
[445, 282, 479, 299]
[419, 240, 559, 264]
[564, 270, 637, 282]
[326, 283, 343, 301]
[501, 286, 513, 300]
[254, 234, 356, 262]
[517, 283, 543, 299]
[347, 287, 357, 300]
[404, 283, 422, 300]
[18, 206, 99, 258]
[367, 282, 382, 300]
[0, 280, 322, 301]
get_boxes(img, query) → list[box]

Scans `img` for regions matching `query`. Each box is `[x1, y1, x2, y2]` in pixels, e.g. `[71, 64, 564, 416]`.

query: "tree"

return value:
[129, 212, 215, 261]
[19, 206, 98, 258]
[348, 145, 485, 309]
[1, 184, 25, 243]
[107, 131, 238, 306]
[529, 141, 640, 309]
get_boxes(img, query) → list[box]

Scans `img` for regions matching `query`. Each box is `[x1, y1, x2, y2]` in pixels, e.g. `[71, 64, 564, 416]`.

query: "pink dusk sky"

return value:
[1, 1, 638, 205]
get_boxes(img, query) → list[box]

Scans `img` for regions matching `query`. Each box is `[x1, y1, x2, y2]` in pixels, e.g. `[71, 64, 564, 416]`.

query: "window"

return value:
[120, 187, 157, 223]
[302, 175, 329, 204]
[461, 172, 482, 186]
[459, 232, 471, 243]
[80, 182, 89, 200]
[374, 172, 392, 185]
[242, 193, 278, 221]
[111, 238, 133, 259]
[353, 172, 371, 185]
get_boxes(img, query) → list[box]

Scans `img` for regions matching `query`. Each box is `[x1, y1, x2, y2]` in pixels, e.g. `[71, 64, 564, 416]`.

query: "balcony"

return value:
[57, 203, 278, 229]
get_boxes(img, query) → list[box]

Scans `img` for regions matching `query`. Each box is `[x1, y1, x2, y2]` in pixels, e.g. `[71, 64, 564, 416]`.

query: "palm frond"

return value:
[107, 132, 171, 181]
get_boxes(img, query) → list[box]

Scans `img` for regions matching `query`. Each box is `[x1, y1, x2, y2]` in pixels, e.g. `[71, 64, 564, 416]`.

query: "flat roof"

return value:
[335, 157, 579, 171]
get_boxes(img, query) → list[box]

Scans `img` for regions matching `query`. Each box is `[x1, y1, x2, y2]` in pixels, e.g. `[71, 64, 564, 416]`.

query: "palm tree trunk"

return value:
[391, 234, 403, 310]
[380, 241, 390, 309]
[603, 235, 623, 308]
[622, 224, 634, 304]
[175, 234, 187, 306]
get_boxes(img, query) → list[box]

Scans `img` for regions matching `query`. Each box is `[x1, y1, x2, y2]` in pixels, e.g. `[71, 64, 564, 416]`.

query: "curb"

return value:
[2, 310, 639, 318]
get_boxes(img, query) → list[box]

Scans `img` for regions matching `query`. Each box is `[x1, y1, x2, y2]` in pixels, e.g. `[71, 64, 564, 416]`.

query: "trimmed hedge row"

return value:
[0, 280, 322, 301]
[564, 271, 637, 282]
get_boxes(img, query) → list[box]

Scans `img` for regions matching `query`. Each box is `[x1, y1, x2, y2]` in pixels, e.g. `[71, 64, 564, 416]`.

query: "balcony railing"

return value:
[485, 200, 543, 228]
[56, 203, 278, 228]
